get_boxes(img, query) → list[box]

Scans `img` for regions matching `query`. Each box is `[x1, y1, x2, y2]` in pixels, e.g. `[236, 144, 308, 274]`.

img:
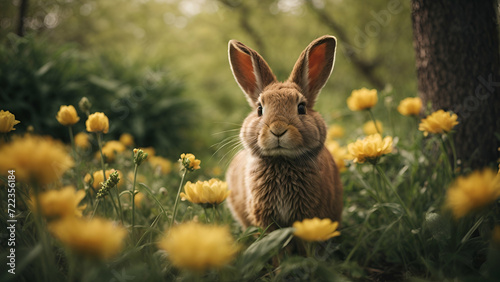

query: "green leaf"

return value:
[36, 62, 54, 77]
[88, 75, 121, 91]
[424, 212, 451, 243]
[236, 227, 294, 279]
[275, 256, 347, 282]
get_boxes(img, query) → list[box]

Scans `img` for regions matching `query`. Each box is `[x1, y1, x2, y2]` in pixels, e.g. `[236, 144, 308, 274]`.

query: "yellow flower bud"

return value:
[119, 133, 134, 147]
[363, 120, 383, 135]
[74, 132, 90, 149]
[0, 110, 20, 133]
[56, 105, 80, 126]
[325, 140, 349, 172]
[179, 153, 201, 171]
[149, 156, 171, 174]
[100, 140, 126, 162]
[397, 97, 422, 116]
[326, 124, 345, 140]
[86, 112, 109, 134]
[78, 97, 92, 113]
[347, 88, 378, 111]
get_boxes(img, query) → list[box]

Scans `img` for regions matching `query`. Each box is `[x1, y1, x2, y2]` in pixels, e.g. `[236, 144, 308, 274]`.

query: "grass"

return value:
[1, 97, 499, 282]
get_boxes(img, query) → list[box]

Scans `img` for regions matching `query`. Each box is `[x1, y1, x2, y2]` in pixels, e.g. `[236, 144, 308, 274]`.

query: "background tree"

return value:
[411, 0, 500, 169]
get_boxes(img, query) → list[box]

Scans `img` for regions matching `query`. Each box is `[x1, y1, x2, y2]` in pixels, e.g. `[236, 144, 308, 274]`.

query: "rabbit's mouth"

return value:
[258, 123, 305, 157]
[259, 137, 305, 157]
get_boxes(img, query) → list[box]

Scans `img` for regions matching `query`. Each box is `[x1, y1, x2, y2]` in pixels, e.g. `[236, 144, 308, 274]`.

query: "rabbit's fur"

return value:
[226, 36, 343, 231]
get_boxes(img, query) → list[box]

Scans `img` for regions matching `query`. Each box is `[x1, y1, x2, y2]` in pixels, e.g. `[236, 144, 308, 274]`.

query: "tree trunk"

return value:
[411, 0, 500, 170]
[17, 0, 29, 37]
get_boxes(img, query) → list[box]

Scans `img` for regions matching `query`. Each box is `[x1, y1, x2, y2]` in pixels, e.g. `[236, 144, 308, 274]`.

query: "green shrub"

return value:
[0, 33, 196, 158]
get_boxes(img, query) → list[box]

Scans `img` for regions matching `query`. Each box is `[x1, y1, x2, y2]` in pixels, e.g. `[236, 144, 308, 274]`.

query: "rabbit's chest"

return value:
[248, 160, 320, 227]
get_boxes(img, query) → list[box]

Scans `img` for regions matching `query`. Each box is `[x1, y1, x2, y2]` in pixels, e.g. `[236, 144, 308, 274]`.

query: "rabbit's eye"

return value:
[298, 103, 306, 115]
[257, 105, 263, 116]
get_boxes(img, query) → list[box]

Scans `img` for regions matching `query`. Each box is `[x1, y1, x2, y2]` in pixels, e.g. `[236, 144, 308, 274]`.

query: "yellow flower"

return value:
[134, 192, 145, 208]
[127, 171, 147, 184]
[119, 133, 134, 147]
[325, 140, 349, 172]
[158, 221, 238, 271]
[141, 147, 156, 158]
[0, 135, 74, 185]
[326, 124, 345, 140]
[34, 186, 86, 219]
[180, 153, 201, 171]
[86, 112, 109, 134]
[363, 120, 383, 135]
[293, 217, 341, 242]
[85, 169, 124, 189]
[347, 88, 378, 111]
[56, 105, 80, 126]
[49, 217, 126, 260]
[347, 134, 393, 164]
[397, 97, 422, 116]
[180, 179, 230, 205]
[100, 140, 126, 162]
[0, 110, 21, 133]
[418, 109, 459, 137]
[211, 166, 223, 177]
[444, 169, 500, 219]
[74, 132, 90, 149]
[149, 156, 172, 175]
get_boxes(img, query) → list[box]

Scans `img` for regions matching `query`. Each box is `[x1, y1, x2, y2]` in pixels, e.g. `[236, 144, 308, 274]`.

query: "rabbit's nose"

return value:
[270, 121, 288, 137]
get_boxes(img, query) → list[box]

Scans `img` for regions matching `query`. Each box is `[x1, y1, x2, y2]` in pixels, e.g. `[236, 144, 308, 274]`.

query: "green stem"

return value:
[213, 204, 220, 223]
[91, 199, 100, 219]
[96, 133, 121, 220]
[439, 137, 453, 179]
[372, 165, 383, 202]
[367, 109, 381, 135]
[114, 185, 124, 225]
[203, 207, 209, 223]
[461, 215, 484, 244]
[375, 165, 414, 227]
[96, 133, 106, 181]
[68, 126, 76, 160]
[305, 241, 313, 258]
[132, 164, 139, 236]
[171, 169, 188, 227]
[447, 132, 457, 175]
[68, 255, 77, 282]
[32, 184, 53, 280]
[138, 183, 167, 215]
[136, 213, 163, 247]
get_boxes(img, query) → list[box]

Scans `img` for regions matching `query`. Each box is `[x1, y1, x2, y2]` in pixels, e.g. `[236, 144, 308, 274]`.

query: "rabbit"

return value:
[226, 35, 343, 232]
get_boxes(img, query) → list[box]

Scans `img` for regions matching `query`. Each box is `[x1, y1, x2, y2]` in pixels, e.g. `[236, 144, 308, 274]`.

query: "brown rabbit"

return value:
[226, 35, 343, 231]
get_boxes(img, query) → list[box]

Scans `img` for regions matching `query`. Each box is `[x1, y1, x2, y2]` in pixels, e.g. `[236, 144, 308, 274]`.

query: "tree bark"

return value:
[17, 0, 29, 37]
[411, 0, 500, 170]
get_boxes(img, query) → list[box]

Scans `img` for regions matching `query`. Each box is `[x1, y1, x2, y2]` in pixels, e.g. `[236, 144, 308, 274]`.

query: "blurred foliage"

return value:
[2, 2, 500, 280]
[0, 33, 195, 158]
[0, 0, 417, 159]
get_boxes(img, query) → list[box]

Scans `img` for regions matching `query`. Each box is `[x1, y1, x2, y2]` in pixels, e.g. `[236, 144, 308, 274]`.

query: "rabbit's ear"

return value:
[289, 36, 337, 106]
[229, 40, 277, 107]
